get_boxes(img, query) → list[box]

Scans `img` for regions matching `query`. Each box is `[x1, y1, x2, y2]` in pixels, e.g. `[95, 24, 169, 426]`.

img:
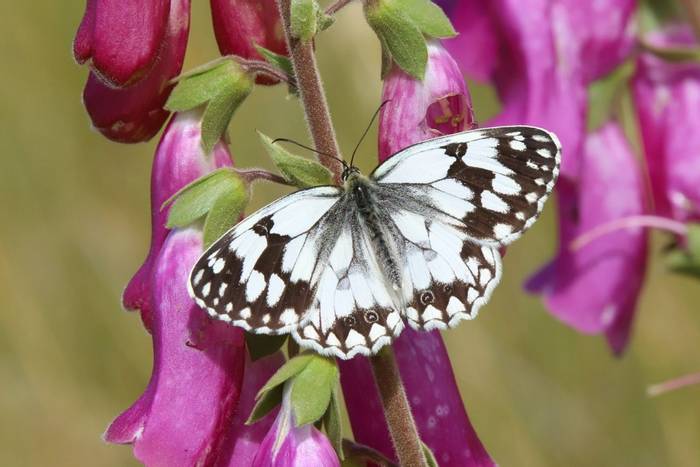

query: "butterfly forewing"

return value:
[371, 126, 561, 245]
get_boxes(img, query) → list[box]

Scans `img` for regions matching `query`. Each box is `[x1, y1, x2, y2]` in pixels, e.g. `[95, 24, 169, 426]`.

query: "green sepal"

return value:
[422, 441, 439, 467]
[244, 333, 288, 362]
[166, 60, 253, 153]
[365, 0, 427, 80]
[202, 182, 249, 247]
[667, 223, 700, 279]
[318, 12, 335, 31]
[400, 0, 456, 38]
[255, 45, 295, 79]
[258, 132, 332, 187]
[290, 355, 339, 426]
[640, 40, 700, 63]
[587, 60, 635, 132]
[246, 384, 284, 424]
[322, 387, 344, 460]
[256, 354, 315, 397]
[291, 0, 321, 41]
[165, 169, 246, 230]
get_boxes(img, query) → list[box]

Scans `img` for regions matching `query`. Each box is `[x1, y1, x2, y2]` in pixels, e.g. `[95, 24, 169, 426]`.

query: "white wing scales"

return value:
[189, 126, 561, 359]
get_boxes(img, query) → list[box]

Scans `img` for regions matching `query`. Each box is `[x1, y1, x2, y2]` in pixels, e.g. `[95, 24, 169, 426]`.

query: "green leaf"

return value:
[255, 45, 295, 78]
[399, 0, 456, 38]
[323, 387, 343, 460]
[587, 60, 635, 131]
[290, 355, 339, 426]
[258, 132, 332, 187]
[165, 169, 242, 229]
[666, 223, 700, 279]
[201, 73, 252, 153]
[202, 182, 248, 247]
[257, 354, 315, 397]
[318, 12, 335, 31]
[291, 0, 320, 41]
[247, 384, 284, 424]
[244, 333, 288, 362]
[422, 441, 438, 467]
[166, 61, 240, 111]
[365, 0, 428, 79]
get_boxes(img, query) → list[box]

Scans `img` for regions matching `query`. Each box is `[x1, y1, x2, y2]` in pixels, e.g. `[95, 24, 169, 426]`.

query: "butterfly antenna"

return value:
[271, 138, 347, 166]
[349, 100, 391, 168]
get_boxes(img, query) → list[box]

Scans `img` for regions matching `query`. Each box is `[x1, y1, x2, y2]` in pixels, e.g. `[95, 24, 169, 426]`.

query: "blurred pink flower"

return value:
[632, 25, 700, 222]
[73, 0, 171, 87]
[122, 111, 232, 330]
[79, 0, 190, 143]
[210, 0, 288, 85]
[378, 42, 475, 159]
[341, 43, 494, 467]
[252, 385, 340, 467]
[525, 123, 648, 354]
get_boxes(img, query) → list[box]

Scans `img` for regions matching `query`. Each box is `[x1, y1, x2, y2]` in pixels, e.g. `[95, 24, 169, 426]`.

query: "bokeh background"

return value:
[2, 2, 699, 466]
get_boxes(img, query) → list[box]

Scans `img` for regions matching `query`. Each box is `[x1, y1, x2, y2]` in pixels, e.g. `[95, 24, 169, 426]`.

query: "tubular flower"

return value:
[73, 0, 171, 87]
[525, 123, 648, 354]
[632, 25, 700, 222]
[340, 42, 494, 467]
[79, 0, 190, 143]
[252, 385, 340, 467]
[122, 110, 232, 331]
[210, 0, 288, 85]
[104, 227, 248, 466]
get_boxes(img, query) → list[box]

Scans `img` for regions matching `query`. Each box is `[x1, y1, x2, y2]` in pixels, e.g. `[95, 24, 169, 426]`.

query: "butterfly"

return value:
[188, 126, 561, 359]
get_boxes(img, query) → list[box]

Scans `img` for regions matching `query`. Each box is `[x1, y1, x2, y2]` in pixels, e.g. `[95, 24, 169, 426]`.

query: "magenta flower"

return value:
[632, 25, 700, 222]
[210, 0, 287, 85]
[122, 110, 232, 330]
[77, 0, 190, 143]
[525, 123, 648, 354]
[73, 0, 171, 87]
[340, 42, 494, 466]
[441, 0, 636, 178]
[252, 386, 340, 467]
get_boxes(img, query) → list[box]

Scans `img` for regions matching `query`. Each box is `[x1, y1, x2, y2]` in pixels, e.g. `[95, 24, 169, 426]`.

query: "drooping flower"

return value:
[252, 385, 340, 467]
[340, 42, 495, 467]
[122, 110, 232, 330]
[632, 25, 700, 222]
[73, 0, 171, 87]
[78, 0, 190, 142]
[525, 123, 648, 354]
[210, 0, 288, 85]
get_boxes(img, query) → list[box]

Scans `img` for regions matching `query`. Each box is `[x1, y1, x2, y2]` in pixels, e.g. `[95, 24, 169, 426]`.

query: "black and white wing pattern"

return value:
[371, 126, 560, 331]
[372, 125, 561, 245]
[188, 186, 344, 335]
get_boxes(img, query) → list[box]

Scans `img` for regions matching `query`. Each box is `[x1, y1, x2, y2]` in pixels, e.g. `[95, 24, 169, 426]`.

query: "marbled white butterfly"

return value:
[188, 126, 561, 359]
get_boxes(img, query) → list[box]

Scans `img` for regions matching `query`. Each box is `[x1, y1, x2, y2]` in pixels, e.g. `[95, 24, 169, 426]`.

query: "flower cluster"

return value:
[438, 0, 700, 354]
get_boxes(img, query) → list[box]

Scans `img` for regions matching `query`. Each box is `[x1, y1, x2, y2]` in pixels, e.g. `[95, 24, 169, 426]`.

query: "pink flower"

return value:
[210, 0, 288, 85]
[525, 123, 648, 354]
[632, 25, 700, 222]
[378, 42, 475, 159]
[73, 0, 171, 87]
[122, 111, 232, 330]
[79, 0, 190, 143]
[252, 385, 340, 467]
[341, 43, 495, 466]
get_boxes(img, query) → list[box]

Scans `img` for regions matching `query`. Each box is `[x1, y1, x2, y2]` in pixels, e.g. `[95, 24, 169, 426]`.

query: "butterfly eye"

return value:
[420, 291, 435, 305]
[344, 316, 357, 327]
[364, 311, 379, 323]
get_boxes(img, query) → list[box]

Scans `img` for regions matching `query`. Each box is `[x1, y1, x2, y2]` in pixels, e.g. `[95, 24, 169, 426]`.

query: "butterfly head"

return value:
[341, 164, 361, 183]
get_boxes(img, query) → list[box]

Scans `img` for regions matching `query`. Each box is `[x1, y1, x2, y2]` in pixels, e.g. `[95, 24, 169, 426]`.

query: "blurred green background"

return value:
[1, 2, 699, 466]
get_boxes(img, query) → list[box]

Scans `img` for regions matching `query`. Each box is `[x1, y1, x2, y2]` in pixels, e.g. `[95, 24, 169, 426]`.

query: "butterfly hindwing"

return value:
[188, 186, 343, 334]
[371, 126, 561, 245]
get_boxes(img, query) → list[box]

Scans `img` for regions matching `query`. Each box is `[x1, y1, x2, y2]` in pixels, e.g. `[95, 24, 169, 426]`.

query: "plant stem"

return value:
[237, 58, 297, 88]
[370, 347, 428, 467]
[569, 215, 687, 250]
[235, 168, 294, 186]
[679, 0, 700, 40]
[326, 0, 354, 15]
[276, 0, 344, 184]
[647, 371, 700, 397]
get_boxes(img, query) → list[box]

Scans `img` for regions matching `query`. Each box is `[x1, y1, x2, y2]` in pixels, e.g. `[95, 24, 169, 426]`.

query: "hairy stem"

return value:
[371, 347, 428, 467]
[569, 215, 687, 250]
[237, 58, 297, 88]
[235, 168, 294, 186]
[679, 0, 700, 39]
[276, 0, 344, 183]
[326, 0, 354, 15]
[648, 371, 700, 397]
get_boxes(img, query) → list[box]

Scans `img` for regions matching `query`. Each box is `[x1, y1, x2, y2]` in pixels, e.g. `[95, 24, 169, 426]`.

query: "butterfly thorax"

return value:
[346, 173, 405, 301]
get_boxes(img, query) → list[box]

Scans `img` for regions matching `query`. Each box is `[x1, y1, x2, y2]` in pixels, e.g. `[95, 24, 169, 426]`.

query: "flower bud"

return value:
[122, 110, 232, 330]
[378, 42, 475, 160]
[525, 123, 647, 354]
[73, 0, 171, 87]
[210, 0, 288, 85]
[80, 0, 190, 143]
[632, 25, 700, 222]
